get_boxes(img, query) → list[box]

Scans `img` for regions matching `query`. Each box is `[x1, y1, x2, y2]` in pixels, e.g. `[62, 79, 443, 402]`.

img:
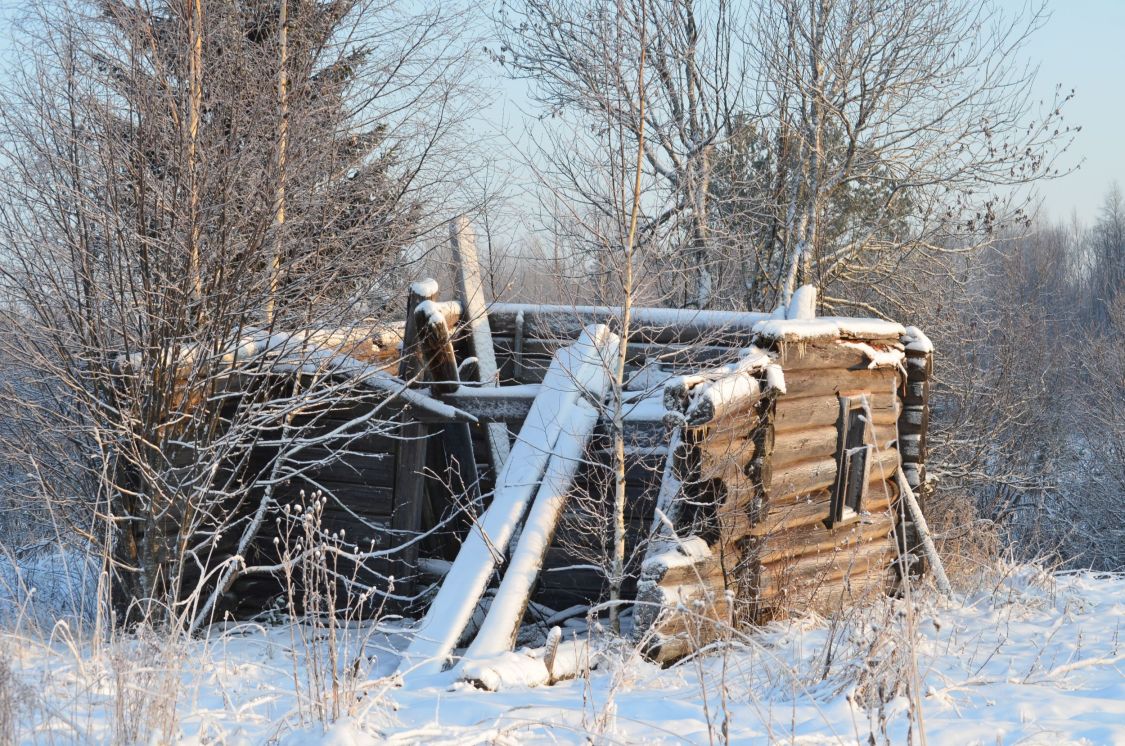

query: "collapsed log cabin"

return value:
[116, 222, 936, 676]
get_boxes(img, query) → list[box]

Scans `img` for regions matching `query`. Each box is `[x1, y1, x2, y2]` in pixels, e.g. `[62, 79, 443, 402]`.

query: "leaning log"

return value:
[460, 345, 612, 661]
[450, 216, 511, 472]
[395, 324, 620, 678]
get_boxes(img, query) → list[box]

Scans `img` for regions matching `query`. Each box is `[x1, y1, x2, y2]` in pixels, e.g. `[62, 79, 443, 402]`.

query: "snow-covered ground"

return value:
[0, 564, 1122, 744]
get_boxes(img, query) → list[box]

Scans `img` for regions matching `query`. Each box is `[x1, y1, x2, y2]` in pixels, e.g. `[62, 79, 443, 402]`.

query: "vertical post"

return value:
[450, 217, 511, 473]
[414, 301, 481, 512]
[896, 328, 933, 579]
[391, 280, 438, 598]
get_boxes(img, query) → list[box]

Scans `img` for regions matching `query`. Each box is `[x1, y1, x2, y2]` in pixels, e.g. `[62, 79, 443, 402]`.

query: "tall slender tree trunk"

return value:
[609, 0, 647, 634]
[187, 0, 203, 311]
[267, 0, 289, 326]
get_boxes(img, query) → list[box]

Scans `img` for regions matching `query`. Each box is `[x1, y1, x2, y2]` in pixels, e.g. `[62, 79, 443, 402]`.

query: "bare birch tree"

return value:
[498, 0, 744, 309]
[737, 0, 1074, 312]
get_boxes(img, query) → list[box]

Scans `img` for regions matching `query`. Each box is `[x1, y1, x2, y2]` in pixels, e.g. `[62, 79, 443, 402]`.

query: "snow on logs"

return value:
[384, 278, 932, 671]
[460, 330, 616, 663]
[634, 306, 918, 662]
[396, 324, 620, 679]
[487, 303, 769, 346]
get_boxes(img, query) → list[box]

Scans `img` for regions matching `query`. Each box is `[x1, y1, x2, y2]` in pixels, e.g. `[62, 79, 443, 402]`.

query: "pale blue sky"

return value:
[483, 0, 1125, 227]
[0, 1, 1118, 225]
[1003, 0, 1125, 223]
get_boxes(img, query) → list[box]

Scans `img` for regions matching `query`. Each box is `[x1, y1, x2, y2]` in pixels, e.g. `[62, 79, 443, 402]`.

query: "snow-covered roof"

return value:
[753, 316, 907, 344]
[749, 285, 912, 344]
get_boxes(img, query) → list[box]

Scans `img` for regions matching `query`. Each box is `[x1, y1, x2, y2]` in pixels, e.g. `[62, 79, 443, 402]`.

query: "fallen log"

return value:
[395, 324, 620, 678]
[459, 636, 593, 691]
[460, 344, 612, 661]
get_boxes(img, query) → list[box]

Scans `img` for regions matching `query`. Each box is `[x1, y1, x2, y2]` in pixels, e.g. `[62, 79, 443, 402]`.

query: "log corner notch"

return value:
[633, 286, 936, 664]
[895, 326, 935, 581]
[634, 347, 777, 662]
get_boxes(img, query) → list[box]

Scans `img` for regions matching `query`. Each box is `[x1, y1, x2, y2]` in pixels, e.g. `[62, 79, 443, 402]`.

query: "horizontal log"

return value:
[644, 554, 729, 589]
[755, 513, 894, 565]
[770, 426, 837, 468]
[551, 516, 650, 552]
[488, 303, 768, 346]
[699, 437, 757, 481]
[684, 373, 761, 426]
[638, 574, 733, 628]
[771, 418, 898, 468]
[898, 405, 927, 431]
[650, 597, 733, 645]
[494, 337, 740, 375]
[903, 349, 932, 379]
[780, 367, 900, 400]
[642, 633, 697, 664]
[899, 433, 924, 461]
[295, 455, 397, 489]
[773, 341, 873, 371]
[431, 384, 538, 423]
[763, 564, 893, 616]
[424, 385, 671, 427]
[277, 481, 395, 515]
[751, 478, 898, 536]
[757, 539, 895, 599]
[768, 446, 899, 503]
[774, 391, 900, 433]
[903, 380, 928, 405]
[696, 410, 761, 446]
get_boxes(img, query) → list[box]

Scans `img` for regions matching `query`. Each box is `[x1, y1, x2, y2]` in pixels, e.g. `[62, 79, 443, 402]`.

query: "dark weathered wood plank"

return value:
[391, 281, 437, 593]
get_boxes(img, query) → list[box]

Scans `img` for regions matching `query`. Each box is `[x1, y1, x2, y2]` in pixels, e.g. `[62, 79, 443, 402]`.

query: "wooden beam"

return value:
[391, 280, 438, 595]
[414, 299, 481, 511]
[488, 303, 769, 346]
[460, 348, 612, 661]
[450, 216, 511, 473]
[414, 301, 462, 396]
[396, 325, 619, 678]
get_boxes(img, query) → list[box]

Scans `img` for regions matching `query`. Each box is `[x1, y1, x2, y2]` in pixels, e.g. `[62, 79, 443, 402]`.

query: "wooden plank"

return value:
[780, 367, 900, 400]
[450, 216, 511, 473]
[774, 391, 900, 432]
[391, 281, 437, 594]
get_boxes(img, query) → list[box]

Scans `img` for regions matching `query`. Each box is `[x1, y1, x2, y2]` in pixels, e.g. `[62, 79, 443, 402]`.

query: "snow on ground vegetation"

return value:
[0, 558, 1121, 744]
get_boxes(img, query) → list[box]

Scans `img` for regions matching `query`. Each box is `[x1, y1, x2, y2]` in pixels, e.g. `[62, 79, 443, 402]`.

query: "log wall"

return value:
[142, 305, 930, 653]
[637, 338, 909, 662]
